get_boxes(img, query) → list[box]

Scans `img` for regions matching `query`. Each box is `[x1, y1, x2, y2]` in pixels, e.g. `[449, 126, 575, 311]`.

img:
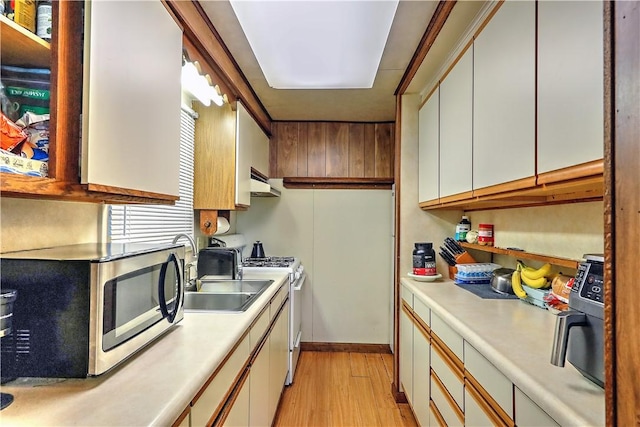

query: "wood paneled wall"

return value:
[270, 122, 395, 179]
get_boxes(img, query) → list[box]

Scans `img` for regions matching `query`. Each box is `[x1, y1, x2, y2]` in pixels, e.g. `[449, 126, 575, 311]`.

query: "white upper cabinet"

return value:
[439, 46, 473, 197]
[473, 0, 535, 190]
[537, 0, 604, 174]
[235, 102, 254, 206]
[81, 1, 182, 197]
[418, 88, 439, 203]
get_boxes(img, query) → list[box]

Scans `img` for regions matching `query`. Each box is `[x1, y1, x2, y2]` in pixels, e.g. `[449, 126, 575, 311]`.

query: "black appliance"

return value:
[550, 254, 604, 387]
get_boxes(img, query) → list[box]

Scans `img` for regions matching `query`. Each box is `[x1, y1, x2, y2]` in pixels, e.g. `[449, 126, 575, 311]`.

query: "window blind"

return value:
[109, 107, 196, 244]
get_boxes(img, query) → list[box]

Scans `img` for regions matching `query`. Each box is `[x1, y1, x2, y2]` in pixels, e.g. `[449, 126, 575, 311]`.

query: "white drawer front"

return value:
[414, 297, 430, 327]
[250, 307, 270, 347]
[401, 284, 414, 307]
[431, 345, 464, 410]
[515, 387, 559, 427]
[464, 388, 494, 427]
[464, 342, 513, 418]
[431, 313, 463, 360]
[431, 375, 464, 427]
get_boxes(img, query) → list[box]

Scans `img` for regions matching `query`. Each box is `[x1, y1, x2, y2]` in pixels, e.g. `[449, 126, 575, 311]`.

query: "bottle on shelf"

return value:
[455, 215, 471, 242]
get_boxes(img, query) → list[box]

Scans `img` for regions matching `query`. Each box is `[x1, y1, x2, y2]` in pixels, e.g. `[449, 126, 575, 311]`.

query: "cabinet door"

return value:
[537, 0, 604, 174]
[465, 388, 494, 427]
[400, 304, 414, 404]
[268, 300, 289, 423]
[82, 1, 182, 197]
[418, 88, 439, 203]
[473, 0, 535, 189]
[413, 321, 430, 427]
[223, 373, 250, 427]
[439, 47, 473, 198]
[237, 101, 270, 177]
[514, 387, 559, 427]
[235, 101, 253, 206]
[250, 339, 270, 427]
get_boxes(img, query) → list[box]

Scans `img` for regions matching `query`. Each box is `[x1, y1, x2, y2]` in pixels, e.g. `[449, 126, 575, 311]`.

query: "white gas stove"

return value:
[242, 256, 305, 385]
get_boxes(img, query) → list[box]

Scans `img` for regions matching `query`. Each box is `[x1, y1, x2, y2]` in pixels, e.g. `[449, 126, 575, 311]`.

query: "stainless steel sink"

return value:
[183, 279, 273, 312]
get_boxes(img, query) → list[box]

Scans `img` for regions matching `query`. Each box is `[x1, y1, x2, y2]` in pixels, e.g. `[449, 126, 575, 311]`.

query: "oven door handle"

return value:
[293, 272, 306, 291]
[158, 252, 183, 324]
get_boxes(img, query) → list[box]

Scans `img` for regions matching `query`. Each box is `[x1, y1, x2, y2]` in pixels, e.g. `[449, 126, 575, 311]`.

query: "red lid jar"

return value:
[478, 224, 494, 246]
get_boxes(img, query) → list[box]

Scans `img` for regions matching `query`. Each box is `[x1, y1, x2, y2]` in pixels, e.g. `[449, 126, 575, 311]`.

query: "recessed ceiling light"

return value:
[229, 0, 399, 89]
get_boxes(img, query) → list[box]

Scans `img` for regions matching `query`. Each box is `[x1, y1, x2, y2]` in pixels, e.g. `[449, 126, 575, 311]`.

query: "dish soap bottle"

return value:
[455, 216, 471, 242]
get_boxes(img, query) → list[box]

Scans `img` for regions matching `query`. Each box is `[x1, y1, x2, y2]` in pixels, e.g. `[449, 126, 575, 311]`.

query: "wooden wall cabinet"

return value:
[194, 101, 253, 210]
[270, 121, 394, 183]
[1, 2, 182, 204]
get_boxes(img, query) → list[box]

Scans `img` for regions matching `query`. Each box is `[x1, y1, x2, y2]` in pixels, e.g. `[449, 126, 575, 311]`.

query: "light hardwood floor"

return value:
[274, 351, 418, 427]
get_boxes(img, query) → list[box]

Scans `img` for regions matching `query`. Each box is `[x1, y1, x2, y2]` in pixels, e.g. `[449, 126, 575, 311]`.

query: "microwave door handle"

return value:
[159, 252, 182, 323]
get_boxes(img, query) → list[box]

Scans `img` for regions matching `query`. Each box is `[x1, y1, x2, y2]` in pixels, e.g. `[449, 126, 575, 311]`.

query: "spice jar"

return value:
[478, 224, 494, 246]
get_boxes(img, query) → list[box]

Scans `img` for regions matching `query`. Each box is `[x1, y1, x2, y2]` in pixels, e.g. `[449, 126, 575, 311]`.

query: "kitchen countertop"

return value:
[0, 271, 289, 427]
[401, 276, 605, 427]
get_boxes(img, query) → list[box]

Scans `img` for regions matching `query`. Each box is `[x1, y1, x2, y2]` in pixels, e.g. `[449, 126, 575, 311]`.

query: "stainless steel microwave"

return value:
[0, 243, 184, 379]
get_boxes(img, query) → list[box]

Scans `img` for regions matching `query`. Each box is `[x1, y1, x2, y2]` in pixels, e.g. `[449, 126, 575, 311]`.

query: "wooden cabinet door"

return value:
[418, 88, 439, 203]
[439, 47, 473, 198]
[473, 0, 535, 190]
[537, 0, 604, 174]
[81, 1, 182, 197]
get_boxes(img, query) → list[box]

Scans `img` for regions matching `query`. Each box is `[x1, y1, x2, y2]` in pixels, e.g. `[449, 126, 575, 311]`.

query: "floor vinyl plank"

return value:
[274, 351, 418, 427]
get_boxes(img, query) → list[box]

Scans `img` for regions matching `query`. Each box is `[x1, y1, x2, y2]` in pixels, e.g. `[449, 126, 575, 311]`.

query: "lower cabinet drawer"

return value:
[431, 370, 464, 426]
[464, 341, 513, 419]
[464, 387, 495, 427]
[514, 387, 560, 427]
[191, 334, 251, 426]
[430, 341, 464, 409]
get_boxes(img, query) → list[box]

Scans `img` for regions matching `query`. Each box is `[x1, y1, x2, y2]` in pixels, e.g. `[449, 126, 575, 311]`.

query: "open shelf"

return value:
[459, 242, 580, 269]
[1, 15, 51, 68]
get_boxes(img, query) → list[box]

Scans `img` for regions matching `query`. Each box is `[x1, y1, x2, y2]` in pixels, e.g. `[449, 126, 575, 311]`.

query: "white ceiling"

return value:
[199, 1, 487, 123]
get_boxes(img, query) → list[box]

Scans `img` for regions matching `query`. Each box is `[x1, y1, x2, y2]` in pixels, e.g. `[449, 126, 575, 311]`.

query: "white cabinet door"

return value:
[465, 388, 493, 427]
[82, 1, 181, 197]
[537, 0, 604, 174]
[413, 323, 430, 427]
[514, 387, 560, 427]
[439, 47, 473, 198]
[418, 88, 439, 203]
[400, 304, 414, 405]
[268, 300, 289, 423]
[223, 375, 250, 427]
[235, 102, 253, 206]
[473, 0, 535, 189]
[249, 337, 270, 427]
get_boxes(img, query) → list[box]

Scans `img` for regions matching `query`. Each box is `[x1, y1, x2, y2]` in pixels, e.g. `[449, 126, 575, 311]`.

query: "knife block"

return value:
[448, 251, 477, 279]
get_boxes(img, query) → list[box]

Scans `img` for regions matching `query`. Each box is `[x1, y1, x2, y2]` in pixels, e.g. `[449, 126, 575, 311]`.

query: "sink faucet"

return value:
[172, 233, 198, 292]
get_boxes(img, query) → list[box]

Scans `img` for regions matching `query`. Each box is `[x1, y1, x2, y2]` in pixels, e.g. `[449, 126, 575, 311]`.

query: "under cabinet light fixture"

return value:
[229, 0, 399, 89]
[181, 59, 226, 107]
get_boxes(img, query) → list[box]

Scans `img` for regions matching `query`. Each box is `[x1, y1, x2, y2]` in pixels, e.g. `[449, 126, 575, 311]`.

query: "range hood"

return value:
[250, 177, 281, 197]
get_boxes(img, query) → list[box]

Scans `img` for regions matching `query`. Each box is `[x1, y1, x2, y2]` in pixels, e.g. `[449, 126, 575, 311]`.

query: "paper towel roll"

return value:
[214, 217, 231, 235]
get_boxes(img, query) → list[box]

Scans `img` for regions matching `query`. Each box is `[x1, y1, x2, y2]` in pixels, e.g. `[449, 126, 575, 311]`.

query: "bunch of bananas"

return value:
[511, 261, 552, 299]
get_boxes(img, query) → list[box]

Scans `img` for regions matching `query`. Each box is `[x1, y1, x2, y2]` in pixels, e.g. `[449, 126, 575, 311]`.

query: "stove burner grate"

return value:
[243, 257, 295, 268]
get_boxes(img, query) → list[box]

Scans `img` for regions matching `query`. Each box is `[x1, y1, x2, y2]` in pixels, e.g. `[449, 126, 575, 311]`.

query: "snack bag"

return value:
[1, 112, 27, 151]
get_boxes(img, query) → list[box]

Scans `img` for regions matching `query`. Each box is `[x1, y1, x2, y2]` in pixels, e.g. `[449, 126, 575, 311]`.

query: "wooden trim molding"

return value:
[86, 183, 180, 203]
[300, 342, 392, 354]
[429, 398, 448, 427]
[460, 243, 579, 270]
[472, 176, 537, 197]
[395, 1, 457, 95]
[537, 159, 604, 185]
[439, 191, 474, 205]
[283, 177, 393, 190]
[213, 368, 250, 427]
[171, 406, 191, 427]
